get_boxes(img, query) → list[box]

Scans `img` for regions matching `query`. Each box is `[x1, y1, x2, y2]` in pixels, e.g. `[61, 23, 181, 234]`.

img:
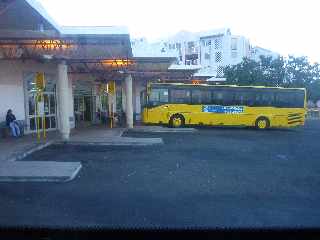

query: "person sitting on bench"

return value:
[6, 109, 21, 137]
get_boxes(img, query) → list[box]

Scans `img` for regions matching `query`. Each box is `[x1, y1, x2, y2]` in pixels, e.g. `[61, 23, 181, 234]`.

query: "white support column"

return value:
[125, 74, 133, 128]
[57, 61, 70, 141]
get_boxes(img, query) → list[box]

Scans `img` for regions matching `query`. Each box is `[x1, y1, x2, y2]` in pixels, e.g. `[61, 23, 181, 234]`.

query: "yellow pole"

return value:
[110, 95, 113, 129]
[42, 92, 46, 139]
[112, 103, 114, 128]
[36, 93, 40, 141]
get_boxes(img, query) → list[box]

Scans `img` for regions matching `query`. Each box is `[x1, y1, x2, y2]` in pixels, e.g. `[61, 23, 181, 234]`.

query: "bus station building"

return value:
[0, 0, 197, 140]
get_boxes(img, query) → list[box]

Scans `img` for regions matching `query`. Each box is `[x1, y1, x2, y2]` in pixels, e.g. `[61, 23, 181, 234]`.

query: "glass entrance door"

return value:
[27, 92, 57, 132]
[24, 73, 57, 133]
[74, 95, 95, 127]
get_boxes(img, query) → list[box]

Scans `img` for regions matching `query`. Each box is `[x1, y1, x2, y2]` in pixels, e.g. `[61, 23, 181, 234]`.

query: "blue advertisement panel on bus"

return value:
[202, 105, 244, 114]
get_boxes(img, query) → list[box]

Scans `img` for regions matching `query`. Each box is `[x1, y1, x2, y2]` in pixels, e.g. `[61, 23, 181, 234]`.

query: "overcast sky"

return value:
[38, 0, 320, 63]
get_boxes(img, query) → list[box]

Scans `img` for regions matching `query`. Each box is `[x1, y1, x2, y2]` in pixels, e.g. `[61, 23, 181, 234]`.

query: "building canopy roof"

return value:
[0, 0, 132, 59]
[0, 0, 194, 80]
[60, 26, 129, 36]
[24, 0, 61, 31]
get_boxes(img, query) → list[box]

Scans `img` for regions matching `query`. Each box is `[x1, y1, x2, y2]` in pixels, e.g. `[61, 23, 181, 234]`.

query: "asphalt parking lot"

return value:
[0, 120, 320, 229]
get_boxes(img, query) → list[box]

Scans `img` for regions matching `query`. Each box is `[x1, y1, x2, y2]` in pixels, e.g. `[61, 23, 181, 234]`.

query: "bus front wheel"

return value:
[255, 117, 270, 130]
[169, 114, 185, 128]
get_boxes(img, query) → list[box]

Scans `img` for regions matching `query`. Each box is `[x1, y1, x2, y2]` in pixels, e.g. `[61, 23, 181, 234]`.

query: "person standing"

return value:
[6, 109, 20, 137]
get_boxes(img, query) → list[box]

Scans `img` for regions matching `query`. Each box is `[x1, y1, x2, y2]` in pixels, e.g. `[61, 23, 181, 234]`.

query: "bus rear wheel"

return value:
[255, 117, 270, 130]
[169, 114, 185, 128]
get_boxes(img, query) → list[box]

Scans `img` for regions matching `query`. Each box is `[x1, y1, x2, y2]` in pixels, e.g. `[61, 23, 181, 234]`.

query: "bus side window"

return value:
[246, 92, 256, 106]
[234, 91, 245, 105]
[149, 88, 168, 106]
[212, 90, 223, 105]
[149, 90, 159, 105]
[223, 90, 235, 106]
[201, 90, 212, 104]
[274, 90, 305, 108]
[255, 91, 275, 107]
[212, 89, 234, 106]
[274, 92, 288, 107]
[159, 89, 169, 102]
[170, 89, 191, 104]
[293, 91, 305, 108]
[191, 89, 211, 104]
[191, 90, 202, 104]
[140, 90, 146, 107]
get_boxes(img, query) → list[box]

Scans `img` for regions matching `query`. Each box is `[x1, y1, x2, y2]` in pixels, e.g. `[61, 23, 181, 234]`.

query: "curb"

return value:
[55, 139, 164, 146]
[0, 162, 82, 183]
[6, 140, 55, 162]
[0, 176, 69, 182]
[66, 163, 82, 182]
[1, 139, 82, 183]
[128, 128, 198, 133]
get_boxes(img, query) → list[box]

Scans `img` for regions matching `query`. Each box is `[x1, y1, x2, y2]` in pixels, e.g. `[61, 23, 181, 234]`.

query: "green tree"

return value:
[285, 56, 320, 101]
[224, 56, 285, 86]
[284, 56, 313, 87]
[224, 57, 263, 86]
[224, 55, 320, 101]
[257, 55, 286, 86]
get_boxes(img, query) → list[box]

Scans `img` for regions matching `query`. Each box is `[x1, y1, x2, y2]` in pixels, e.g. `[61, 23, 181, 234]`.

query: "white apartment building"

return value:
[251, 46, 280, 62]
[198, 28, 251, 77]
[138, 28, 279, 80]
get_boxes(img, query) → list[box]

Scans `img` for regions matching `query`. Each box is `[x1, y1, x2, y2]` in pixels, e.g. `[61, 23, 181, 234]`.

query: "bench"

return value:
[0, 120, 26, 138]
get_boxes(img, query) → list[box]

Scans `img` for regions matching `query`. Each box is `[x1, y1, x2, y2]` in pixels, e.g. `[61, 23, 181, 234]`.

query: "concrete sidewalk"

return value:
[0, 131, 59, 162]
[0, 126, 163, 182]
[64, 126, 163, 146]
[0, 131, 82, 182]
[0, 161, 81, 182]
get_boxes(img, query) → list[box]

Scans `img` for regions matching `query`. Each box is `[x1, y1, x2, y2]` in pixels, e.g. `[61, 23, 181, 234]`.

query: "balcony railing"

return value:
[185, 47, 199, 55]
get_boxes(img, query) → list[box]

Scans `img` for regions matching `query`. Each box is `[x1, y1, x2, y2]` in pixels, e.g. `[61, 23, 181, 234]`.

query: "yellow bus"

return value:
[142, 83, 307, 129]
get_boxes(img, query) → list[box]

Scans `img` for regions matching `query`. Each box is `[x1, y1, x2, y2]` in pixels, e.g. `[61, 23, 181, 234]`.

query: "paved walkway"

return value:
[0, 131, 59, 162]
[0, 131, 81, 182]
[0, 161, 81, 182]
[0, 126, 164, 162]
[0, 126, 163, 182]
[70, 126, 125, 141]
[65, 126, 163, 146]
